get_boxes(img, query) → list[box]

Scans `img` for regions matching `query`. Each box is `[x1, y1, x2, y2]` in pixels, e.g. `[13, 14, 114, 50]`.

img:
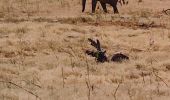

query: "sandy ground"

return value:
[0, 0, 170, 100]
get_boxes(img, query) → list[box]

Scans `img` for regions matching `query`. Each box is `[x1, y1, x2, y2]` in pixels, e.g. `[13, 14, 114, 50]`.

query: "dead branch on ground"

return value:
[0, 80, 41, 100]
[162, 9, 170, 15]
[113, 82, 121, 100]
[61, 67, 65, 88]
[152, 68, 168, 87]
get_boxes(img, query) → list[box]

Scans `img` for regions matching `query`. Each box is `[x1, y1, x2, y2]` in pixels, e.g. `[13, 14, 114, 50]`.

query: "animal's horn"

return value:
[96, 39, 101, 51]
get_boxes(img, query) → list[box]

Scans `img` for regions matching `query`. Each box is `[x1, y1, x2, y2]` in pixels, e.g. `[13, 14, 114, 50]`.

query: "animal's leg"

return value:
[122, 0, 125, 4]
[99, 1, 107, 13]
[110, 0, 119, 13]
[92, 0, 97, 13]
[113, 6, 119, 13]
[82, 0, 86, 12]
[119, 0, 122, 6]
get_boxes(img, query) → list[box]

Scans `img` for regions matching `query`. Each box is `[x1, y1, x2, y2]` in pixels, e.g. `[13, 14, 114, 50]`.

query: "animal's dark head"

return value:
[85, 38, 108, 62]
[96, 51, 107, 62]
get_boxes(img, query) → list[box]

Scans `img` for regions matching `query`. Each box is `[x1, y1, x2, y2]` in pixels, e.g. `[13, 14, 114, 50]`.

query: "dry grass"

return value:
[0, 0, 170, 100]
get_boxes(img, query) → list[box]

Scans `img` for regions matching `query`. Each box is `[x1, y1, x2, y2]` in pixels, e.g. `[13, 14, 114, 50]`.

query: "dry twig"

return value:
[113, 82, 121, 100]
[162, 9, 170, 15]
[85, 55, 91, 100]
[0, 80, 41, 100]
[141, 72, 145, 84]
[152, 68, 168, 87]
[61, 67, 65, 88]
[86, 80, 91, 100]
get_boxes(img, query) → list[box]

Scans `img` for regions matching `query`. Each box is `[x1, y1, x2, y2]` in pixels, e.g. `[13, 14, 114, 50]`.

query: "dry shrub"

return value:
[58, 16, 95, 24]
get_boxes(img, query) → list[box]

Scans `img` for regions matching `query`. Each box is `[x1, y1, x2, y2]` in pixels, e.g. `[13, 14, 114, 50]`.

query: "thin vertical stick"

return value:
[86, 80, 91, 100]
[86, 57, 90, 81]
[142, 72, 145, 84]
[85, 55, 91, 100]
[113, 82, 121, 100]
[128, 88, 132, 100]
[61, 67, 65, 88]
[70, 56, 77, 93]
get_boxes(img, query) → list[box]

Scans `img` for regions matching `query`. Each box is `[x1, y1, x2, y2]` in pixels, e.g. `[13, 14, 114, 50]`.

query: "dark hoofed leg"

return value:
[122, 0, 126, 4]
[82, 0, 86, 12]
[110, 0, 119, 14]
[119, 0, 122, 6]
[113, 6, 119, 14]
[92, 0, 97, 13]
[100, 1, 107, 13]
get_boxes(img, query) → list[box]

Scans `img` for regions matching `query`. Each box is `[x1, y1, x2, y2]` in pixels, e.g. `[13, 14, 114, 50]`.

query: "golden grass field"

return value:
[0, 0, 170, 100]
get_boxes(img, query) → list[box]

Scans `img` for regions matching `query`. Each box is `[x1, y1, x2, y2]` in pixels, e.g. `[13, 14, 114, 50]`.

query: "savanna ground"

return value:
[0, 0, 170, 100]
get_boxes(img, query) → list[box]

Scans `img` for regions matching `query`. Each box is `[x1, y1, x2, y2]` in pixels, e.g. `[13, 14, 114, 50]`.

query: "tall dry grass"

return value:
[0, 0, 170, 100]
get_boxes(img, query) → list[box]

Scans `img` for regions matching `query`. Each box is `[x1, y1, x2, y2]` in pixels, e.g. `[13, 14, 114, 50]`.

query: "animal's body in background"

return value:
[82, 0, 119, 13]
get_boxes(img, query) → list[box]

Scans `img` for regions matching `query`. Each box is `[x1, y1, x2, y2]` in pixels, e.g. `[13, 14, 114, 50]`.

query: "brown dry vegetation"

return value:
[0, 0, 170, 100]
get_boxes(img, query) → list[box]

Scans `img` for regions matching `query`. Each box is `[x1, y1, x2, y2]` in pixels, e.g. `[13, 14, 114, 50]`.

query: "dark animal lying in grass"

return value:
[85, 38, 129, 62]
[111, 53, 129, 62]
